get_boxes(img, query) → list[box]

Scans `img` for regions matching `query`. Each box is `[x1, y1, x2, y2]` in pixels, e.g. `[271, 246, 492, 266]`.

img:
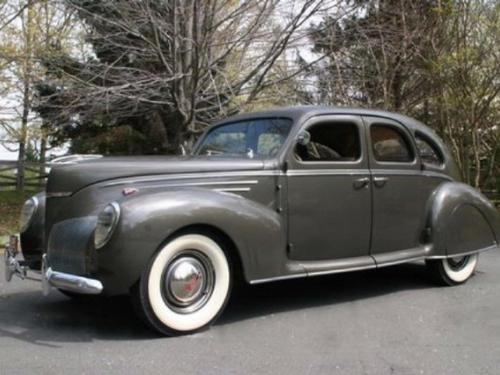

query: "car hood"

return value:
[46, 155, 265, 194]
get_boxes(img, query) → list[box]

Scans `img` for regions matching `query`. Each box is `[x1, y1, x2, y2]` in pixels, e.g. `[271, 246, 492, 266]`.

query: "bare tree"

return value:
[39, 0, 337, 153]
[309, 0, 444, 112]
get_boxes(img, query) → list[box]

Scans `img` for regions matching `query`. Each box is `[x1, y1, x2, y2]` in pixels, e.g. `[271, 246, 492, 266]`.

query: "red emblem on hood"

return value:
[122, 187, 138, 196]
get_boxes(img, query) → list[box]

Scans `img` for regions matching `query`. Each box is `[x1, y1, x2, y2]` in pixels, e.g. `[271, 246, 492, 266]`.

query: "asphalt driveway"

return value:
[1, 250, 500, 375]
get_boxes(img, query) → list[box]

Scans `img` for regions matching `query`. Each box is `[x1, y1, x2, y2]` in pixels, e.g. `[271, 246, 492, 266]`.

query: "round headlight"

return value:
[94, 202, 120, 249]
[20, 197, 39, 233]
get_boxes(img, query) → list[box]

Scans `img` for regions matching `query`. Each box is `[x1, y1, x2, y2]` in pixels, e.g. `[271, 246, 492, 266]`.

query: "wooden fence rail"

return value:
[0, 160, 49, 190]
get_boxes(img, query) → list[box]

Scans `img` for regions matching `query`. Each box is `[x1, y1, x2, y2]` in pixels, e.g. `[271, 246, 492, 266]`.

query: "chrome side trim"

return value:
[137, 180, 259, 190]
[46, 192, 72, 198]
[102, 171, 279, 188]
[249, 262, 380, 284]
[307, 263, 377, 277]
[249, 273, 307, 285]
[426, 244, 499, 259]
[375, 255, 426, 268]
[371, 169, 452, 180]
[286, 169, 370, 177]
[213, 187, 251, 192]
[286, 168, 452, 180]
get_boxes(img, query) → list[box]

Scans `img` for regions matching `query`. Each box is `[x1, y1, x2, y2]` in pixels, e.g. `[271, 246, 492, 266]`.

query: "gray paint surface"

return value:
[1, 251, 500, 374]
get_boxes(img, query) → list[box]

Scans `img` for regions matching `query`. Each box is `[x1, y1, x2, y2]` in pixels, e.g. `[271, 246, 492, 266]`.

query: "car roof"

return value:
[219, 105, 437, 137]
[232, 105, 432, 131]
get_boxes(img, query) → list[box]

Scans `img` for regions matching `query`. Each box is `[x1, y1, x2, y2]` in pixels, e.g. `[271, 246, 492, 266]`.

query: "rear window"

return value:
[371, 125, 414, 162]
[415, 134, 443, 166]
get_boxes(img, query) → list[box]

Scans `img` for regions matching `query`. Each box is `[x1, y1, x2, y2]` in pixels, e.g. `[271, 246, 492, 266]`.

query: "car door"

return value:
[364, 116, 438, 260]
[286, 115, 371, 261]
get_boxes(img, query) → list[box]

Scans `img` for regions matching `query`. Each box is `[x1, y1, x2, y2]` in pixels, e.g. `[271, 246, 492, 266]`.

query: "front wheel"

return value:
[426, 253, 479, 286]
[132, 234, 232, 336]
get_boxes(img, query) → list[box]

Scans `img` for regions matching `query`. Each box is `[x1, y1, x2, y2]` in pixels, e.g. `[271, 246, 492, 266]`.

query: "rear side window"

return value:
[371, 125, 413, 162]
[295, 122, 361, 162]
[415, 134, 443, 166]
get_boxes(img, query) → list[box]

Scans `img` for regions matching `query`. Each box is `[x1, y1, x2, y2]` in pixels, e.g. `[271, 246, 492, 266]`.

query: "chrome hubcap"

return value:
[447, 256, 469, 271]
[163, 252, 214, 313]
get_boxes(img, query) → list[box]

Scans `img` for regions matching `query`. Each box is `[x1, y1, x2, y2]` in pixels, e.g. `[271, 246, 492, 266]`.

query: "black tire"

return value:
[426, 254, 479, 286]
[131, 233, 232, 336]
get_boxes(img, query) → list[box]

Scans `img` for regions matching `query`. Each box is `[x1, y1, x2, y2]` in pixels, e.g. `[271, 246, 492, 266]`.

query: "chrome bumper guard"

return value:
[4, 235, 103, 296]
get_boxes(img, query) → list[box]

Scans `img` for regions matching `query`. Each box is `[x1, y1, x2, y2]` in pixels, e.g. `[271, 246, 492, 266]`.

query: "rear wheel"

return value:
[426, 254, 478, 286]
[132, 234, 232, 336]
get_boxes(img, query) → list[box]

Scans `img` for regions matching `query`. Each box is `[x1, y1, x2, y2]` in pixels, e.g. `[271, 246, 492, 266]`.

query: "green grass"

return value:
[0, 190, 36, 246]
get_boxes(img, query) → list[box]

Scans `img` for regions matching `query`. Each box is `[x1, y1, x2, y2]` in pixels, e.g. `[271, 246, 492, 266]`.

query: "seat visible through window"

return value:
[371, 125, 413, 162]
[295, 122, 361, 162]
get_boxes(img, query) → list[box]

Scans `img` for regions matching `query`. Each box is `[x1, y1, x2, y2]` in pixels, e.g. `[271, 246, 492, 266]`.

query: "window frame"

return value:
[414, 131, 445, 168]
[287, 115, 367, 170]
[368, 122, 417, 166]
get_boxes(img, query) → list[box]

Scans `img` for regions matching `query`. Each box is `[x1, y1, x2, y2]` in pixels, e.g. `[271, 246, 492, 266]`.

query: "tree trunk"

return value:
[16, 0, 34, 191]
[39, 131, 47, 189]
[16, 144, 26, 191]
[17, 81, 30, 191]
[162, 111, 186, 154]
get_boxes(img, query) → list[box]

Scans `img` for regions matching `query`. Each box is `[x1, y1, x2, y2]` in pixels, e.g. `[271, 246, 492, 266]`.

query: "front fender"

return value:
[428, 182, 500, 256]
[97, 189, 286, 294]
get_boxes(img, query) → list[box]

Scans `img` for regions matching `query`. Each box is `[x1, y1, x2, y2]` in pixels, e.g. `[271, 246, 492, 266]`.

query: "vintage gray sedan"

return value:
[5, 106, 500, 335]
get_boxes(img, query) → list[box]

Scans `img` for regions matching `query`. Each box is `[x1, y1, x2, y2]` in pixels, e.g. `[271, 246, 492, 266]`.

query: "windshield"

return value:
[195, 118, 293, 158]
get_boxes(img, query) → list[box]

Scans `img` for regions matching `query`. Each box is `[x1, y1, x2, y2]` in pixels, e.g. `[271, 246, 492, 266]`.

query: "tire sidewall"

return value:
[441, 253, 478, 284]
[141, 234, 232, 335]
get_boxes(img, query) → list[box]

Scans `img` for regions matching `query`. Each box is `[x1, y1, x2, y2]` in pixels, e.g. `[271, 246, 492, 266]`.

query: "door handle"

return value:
[353, 177, 370, 189]
[373, 176, 388, 187]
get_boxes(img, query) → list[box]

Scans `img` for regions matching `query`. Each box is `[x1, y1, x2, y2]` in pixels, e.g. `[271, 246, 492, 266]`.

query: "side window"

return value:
[371, 125, 413, 162]
[198, 122, 247, 155]
[257, 133, 285, 157]
[415, 134, 443, 166]
[295, 122, 361, 162]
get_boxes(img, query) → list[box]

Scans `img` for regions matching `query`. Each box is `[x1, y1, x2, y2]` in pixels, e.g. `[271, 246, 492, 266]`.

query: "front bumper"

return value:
[4, 235, 103, 295]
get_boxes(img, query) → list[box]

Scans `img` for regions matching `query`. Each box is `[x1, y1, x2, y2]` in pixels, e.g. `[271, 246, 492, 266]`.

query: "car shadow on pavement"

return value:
[0, 262, 436, 345]
[218, 261, 433, 326]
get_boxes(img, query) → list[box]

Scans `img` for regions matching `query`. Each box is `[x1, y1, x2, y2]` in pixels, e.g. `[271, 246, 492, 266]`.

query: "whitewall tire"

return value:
[426, 253, 478, 286]
[133, 233, 232, 336]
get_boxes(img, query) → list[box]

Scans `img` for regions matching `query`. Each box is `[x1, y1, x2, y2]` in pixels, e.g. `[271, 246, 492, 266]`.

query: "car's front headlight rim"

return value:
[94, 202, 120, 249]
[20, 196, 39, 233]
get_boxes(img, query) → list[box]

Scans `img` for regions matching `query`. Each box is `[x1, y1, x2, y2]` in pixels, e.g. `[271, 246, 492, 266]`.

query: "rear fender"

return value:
[428, 182, 500, 257]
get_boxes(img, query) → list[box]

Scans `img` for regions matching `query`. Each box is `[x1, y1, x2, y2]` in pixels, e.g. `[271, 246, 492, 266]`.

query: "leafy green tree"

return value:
[0, 0, 76, 189]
